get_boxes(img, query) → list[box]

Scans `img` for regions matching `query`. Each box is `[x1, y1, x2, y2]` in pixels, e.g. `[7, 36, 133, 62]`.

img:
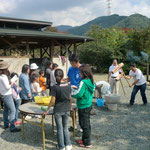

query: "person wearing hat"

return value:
[0, 60, 21, 132]
[125, 63, 147, 106]
[29, 63, 39, 79]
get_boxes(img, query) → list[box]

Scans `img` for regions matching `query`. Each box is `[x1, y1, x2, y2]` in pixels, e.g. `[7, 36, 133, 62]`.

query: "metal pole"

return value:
[66, 47, 69, 77]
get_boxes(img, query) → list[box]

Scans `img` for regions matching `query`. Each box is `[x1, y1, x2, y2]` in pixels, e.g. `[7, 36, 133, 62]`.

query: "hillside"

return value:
[56, 25, 72, 32]
[66, 14, 150, 35]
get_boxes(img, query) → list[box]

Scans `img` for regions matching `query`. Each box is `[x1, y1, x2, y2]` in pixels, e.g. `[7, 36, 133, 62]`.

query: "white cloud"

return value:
[30, 6, 96, 26]
[112, 0, 150, 17]
[0, 0, 16, 13]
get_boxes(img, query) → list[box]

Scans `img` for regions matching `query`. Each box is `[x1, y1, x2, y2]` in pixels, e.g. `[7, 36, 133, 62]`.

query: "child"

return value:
[50, 63, 58, 87]
[39, 69, 47, 96]
[72, 64, 95, 148]
[43, 69, 72, 150]
[30, 74, 42, 97]
[10, 72, 22, 125]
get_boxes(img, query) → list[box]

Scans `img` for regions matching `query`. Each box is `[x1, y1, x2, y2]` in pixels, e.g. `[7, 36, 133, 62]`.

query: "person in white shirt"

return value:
[30, 74, 42, 97]
[95, 81, 111, 98]
[108, 59, 122, 94]
[0, 60, 21, 132]
[125, 63, 147, 106]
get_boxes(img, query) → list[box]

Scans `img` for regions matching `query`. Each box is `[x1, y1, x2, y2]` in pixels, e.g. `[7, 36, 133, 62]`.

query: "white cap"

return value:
[30, 63, 38, 70]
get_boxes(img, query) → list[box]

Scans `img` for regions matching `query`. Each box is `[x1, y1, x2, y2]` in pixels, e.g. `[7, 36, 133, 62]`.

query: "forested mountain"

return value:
[58, 14, 150, 35]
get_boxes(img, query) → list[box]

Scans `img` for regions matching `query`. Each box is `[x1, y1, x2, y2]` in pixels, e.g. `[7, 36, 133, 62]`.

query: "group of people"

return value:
[0, 54, 148, 150]
[107, 59, 147, 106]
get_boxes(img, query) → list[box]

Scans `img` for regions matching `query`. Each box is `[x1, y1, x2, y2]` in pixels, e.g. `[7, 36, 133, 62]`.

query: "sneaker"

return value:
[66, 145, 72, 150]
[4, 126, 9, 130]
[127, 103, 133, 107]
[10, 128, 21, 133]
[142, 103, 147, 106]
[56, 145, 65, 150]
[79, 128, 83, 133]
[25, 115, 32, 120]
[85, 145, 92, 148]
[14, 121, 22, 125]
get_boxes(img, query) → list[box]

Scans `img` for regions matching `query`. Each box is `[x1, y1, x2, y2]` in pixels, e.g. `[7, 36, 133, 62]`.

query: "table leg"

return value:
[73, 110, 76, 137]
[21, 113, 24, 139]
[42, 116, 45, 150]
[52, 114, 54, 132]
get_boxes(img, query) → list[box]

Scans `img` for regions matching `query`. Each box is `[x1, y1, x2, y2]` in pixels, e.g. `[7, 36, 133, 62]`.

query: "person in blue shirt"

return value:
[65, 53, 81, 131]
[19, 64, 32, 104]
[67, 53, 81, 86]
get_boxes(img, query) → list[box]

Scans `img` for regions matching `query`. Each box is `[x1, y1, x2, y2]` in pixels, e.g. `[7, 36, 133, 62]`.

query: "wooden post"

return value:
[3, 49, 6, 56]
[73, 43, 77, 53]
[40, 47, 43, 58]
[26, 40, 29, 55]
[50, 41, 54, 61]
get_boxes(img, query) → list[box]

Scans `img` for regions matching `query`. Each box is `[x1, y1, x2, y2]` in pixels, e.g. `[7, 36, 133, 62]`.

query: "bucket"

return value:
[96, 98, 104, 107]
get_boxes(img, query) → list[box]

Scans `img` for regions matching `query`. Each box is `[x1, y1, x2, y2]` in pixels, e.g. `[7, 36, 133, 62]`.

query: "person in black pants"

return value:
[125, 63, 147, 106]
[72, 64, 95, 148]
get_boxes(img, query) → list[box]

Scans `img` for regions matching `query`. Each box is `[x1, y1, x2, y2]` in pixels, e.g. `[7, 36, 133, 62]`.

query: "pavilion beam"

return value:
[50, 41, 54, 61]
[0, 37, 20, 52]
[73, 43, 77, 53]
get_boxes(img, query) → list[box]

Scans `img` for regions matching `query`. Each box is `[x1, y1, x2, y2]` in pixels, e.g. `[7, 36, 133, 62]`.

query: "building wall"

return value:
[0, 57, 70, 77]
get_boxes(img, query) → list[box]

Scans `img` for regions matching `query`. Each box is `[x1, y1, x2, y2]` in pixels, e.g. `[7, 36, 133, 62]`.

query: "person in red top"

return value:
[39, 70, 47, 96]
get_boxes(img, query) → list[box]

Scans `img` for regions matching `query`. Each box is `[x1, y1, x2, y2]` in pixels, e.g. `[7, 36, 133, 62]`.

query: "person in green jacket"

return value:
[72, 64, 95, 148]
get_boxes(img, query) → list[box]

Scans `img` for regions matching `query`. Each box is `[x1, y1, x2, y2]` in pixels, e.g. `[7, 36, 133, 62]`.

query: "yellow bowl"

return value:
[43, 96, 52, 106]
[34, 96, 44, 104]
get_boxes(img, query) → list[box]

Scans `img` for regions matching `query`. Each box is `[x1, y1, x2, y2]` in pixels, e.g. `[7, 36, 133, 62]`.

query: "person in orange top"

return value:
[39, 70, 47, 96]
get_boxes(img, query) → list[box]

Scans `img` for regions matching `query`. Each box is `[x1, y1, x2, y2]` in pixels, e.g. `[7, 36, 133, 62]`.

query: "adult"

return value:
[19, 64, 32, 104]
[0, 60, 21, 132]
[45, 60, 53, 90]
[29, 63, 39, 79]
[125, 63, 147, 106]
[108, 59, 122, 94]
[95, 81, 111, 98]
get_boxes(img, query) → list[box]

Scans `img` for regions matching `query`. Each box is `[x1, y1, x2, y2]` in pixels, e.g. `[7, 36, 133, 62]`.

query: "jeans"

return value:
[54, 111, 71, 149]
[78, 106, 92, 146]
[130, 83, 147, 104]
[1, 94, 16, 131]
[14, 99, 21, 121]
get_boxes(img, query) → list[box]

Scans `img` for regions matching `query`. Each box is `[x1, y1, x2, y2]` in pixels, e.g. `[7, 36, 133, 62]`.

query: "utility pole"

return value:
[107, 0, 112, 16]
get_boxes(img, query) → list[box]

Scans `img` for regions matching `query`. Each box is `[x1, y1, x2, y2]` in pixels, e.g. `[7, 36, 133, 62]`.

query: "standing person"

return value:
[50, 63, 58, 87]
[29, 63, 39, 79]
[30, 74, 42, 97]
[125, 63, 147, 106]
[66, 53, 81, 131]
[72, 64, 95, 148]
[67, 53, 81, 87]
[43, 69, 72, 150]
[108, 59, 122, 94]
[19, 64, 32, 104]
[10, 72, 22, 125]
[45, 60, 53, 90]
[0, 60, 21, 132]
[39, 70, 47, 96]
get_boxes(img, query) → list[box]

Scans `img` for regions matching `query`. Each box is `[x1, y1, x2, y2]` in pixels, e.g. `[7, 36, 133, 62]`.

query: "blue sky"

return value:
[0, 0, 150, 26]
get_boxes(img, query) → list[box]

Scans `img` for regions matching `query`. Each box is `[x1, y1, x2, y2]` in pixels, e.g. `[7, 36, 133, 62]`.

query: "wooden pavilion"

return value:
[0, 16, 93, 59]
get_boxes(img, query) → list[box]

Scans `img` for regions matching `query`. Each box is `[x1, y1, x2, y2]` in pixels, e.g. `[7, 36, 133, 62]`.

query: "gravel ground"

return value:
[0, 74, 150, 150]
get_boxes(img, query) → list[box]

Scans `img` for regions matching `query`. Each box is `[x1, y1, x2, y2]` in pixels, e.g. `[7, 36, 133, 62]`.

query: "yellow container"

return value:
[43, 96, 52, 106]
[34, 96, 44, 104]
